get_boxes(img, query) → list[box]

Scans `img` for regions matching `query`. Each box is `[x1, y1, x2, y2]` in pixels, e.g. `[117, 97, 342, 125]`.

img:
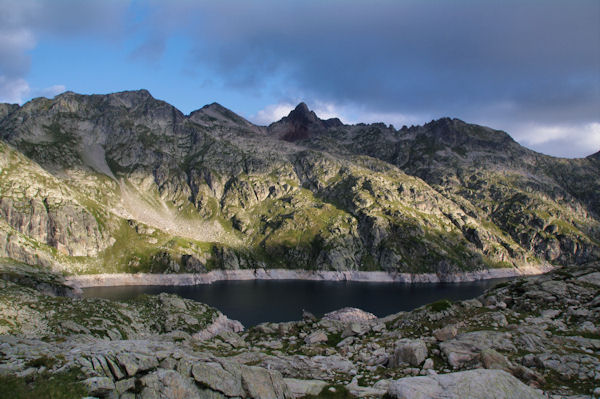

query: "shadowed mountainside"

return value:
[0, 90, 598, 275]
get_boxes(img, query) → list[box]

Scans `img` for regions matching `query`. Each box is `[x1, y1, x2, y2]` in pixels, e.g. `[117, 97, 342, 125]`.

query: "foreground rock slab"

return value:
[387, 369, 546, 399]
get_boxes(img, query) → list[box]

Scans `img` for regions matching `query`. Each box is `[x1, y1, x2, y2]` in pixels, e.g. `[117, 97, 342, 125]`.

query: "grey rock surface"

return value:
[390, 339, 428, 367]
[387, 369, 546, 399]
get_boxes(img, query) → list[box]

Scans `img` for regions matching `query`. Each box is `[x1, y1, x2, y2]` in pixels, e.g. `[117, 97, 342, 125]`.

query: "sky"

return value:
[0, 0, 599, 158]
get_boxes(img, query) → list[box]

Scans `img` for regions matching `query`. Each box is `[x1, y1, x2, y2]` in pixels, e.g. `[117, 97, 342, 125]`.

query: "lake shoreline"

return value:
[65, 264, 552, 288]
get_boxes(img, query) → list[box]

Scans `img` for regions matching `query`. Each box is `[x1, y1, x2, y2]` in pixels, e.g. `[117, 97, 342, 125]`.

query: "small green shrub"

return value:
[25, 355, 58, 369]
[428, 299, 452, 312]
[327, 332, 343, 347]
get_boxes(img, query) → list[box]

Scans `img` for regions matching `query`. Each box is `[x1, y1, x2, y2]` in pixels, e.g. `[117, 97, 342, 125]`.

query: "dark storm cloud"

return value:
[1, 0, 598, 156]
[152, 0, 599, 127]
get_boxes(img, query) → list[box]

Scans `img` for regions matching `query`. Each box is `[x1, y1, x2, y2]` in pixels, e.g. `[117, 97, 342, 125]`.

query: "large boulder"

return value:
[192, 314, 244, 341]
[191, 360, 292, 399]
[82, 377, 115, 397]
[389, 339, 428, 367]
[284, 378, 328, 398]
[140, 369, 203, 399]
[440, 331, 516, 369]
[191, 362, 244, 397]
[433, 324, 458, 342]
[241, 366, 291, 399]
[304, 330, 328, 345]
[323, 307, 377, 323]
[387, 369, 546, 399]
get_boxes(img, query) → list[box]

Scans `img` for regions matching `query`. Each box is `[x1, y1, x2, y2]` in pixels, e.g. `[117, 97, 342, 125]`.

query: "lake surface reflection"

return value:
[83, 278, 509, 327]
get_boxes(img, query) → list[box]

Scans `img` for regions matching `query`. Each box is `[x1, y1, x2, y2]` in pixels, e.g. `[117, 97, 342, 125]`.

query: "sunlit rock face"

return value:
[0, 90, 598, 276]
[1, 259, 598, 398]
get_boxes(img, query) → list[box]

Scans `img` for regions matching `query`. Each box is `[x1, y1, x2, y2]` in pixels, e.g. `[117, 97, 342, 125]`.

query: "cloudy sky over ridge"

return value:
[0, 0, 598, 157]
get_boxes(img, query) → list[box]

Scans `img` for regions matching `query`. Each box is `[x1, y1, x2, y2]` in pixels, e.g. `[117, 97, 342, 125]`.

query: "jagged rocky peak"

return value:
[104, 89, 159, 109]
[418, 116, 521, 154]
[588, 150, 600, 161]
[53, 89, 155, 109]
[269, 102, 343, 141]
[286, 102, 320, 124]
[189, 101, 255, 128]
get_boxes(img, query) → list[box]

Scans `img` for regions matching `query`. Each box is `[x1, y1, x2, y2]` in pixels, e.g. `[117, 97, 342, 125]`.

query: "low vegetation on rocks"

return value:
[0, 91, 598, 276]
[0, 259, 598, 398]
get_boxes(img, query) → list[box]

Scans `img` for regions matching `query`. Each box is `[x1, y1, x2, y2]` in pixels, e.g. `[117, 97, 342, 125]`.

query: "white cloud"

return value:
[0, 79, 67, 104]
[250, 100, 349, 125]
[34, 84, 66, 98]
[310, 101, 345, 121]
[250, 99, 426, 129]
[0, 76, 30, 103]
[510, 122, 600, 158]
[251, 103, 296, 125]
[0, 0, 126, 104]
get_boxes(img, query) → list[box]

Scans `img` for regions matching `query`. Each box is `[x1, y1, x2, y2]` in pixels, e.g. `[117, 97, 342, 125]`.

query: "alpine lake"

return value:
[83, 277, 511, 327]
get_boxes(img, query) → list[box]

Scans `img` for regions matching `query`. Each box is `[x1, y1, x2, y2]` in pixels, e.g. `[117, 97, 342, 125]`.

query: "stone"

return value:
[461, 299, 483, 309]
[323, 307, 377, 322]
[540, 309, 561, 319]
[480, 349, 512, 372]
[140, 369, 201, 399]
[115, 378, 135, 394]
[192, 314, 244, 341]
[346, 377, 387, 398]
[284, 378, 328, 397]
[422, 358, 434, 370]
[302, 309, 317, 321]
[116, 353, 145, 377]
[191, 362, 244, 397]
[433, 325, 458, 341]
[440, 331, 516, 369]
[577, 272, 600, 287]
[304, 330, 328, 345]
[336, 336, 355, 347]
[490, 313, 508, 327]
[82, 377, 115, 396]
[387, 369, 546, 399]
[342, 322, 371, 338]
[176, 358, 193, 377]
[91, 356, 112, 378]
[105, 356, 125, 380]
[241, 365, 291, 399]
[159, 356, 178, 370]
[218, 330, 246, 348]
[390, 339, 428, 367]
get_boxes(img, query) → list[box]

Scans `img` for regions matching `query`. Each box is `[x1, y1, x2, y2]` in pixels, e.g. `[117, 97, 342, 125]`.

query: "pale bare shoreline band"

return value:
[65, 264, 552, 288]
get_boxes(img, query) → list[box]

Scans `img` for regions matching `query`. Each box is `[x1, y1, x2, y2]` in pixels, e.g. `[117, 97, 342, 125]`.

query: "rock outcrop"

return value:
[387, 369, 546, 399]
[0, 90, 598, 276]
[1, 261, 598, 398]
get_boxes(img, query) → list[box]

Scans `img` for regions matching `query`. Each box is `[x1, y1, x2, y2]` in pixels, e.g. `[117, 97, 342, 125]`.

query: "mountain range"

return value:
[0, 89, 598, 276]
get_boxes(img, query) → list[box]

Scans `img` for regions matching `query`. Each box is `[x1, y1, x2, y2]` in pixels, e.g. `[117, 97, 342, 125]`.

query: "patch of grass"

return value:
[25, 355, 58, 369]
[327, 332, 343, 347]
[0, 368, 87, 399]
[491, 281, 511, 290]
[428, 299, 453, 312]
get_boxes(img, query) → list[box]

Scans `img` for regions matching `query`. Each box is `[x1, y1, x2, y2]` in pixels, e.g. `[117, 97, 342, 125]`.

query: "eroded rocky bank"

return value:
[65, 263, 553, 289]
[1, 260, 599, 398]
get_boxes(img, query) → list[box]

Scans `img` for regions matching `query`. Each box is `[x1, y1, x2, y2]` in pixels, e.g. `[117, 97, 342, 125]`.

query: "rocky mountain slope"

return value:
[1, 258, 598, 398]
[0, 90, 598, 276]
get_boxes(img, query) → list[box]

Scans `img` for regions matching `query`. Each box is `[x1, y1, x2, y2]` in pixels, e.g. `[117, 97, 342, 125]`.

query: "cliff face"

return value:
[0, 90, 598, 274]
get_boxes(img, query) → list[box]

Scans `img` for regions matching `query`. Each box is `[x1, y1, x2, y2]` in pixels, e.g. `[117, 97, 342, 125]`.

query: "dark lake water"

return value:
[83, 278, 509, 327]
